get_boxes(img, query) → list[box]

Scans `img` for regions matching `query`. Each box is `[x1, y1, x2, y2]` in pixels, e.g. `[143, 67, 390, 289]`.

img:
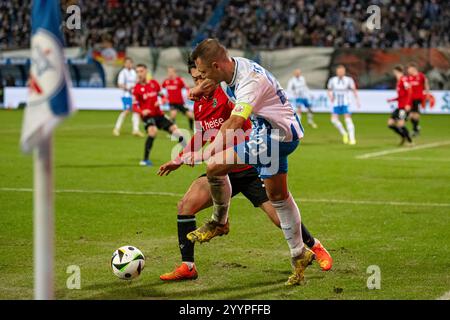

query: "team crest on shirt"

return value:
[213, 98, 218, 108]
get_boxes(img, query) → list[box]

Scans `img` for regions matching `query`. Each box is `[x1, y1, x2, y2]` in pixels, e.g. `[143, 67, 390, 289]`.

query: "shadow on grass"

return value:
[75, 274, 294, 300]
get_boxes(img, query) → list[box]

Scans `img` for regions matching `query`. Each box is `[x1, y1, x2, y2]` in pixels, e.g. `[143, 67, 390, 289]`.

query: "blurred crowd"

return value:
[213, 0, 450, 49]
[0, 0, 449, 50]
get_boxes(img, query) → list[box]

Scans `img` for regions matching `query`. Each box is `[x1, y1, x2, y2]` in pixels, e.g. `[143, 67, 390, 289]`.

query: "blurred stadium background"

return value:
[1, 0, 449, 110]
[0, 0, 449, 300]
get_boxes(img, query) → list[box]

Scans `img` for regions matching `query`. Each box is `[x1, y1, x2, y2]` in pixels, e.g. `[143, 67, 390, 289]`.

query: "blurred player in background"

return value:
[287, 68, 317, 128]
[157, 59, 332, 281]
[407, 63, 429, 136]
[387, 65, 413, 146]
[162, 66, 195, 131]
[133, 64, 185, 166]
[113, 57, 144, 137]
[327, 65, 360, 145]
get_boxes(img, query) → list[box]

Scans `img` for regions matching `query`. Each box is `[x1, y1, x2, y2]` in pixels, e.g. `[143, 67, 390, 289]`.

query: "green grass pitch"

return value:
[0, 109, 449, 300]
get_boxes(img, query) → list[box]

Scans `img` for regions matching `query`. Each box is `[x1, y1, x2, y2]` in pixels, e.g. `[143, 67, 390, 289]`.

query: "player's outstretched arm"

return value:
[352, 87, 361, 109]
[157, 160, 182, 176]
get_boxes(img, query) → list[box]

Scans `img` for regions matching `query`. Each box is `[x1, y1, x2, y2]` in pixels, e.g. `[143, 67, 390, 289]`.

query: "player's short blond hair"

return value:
[191, 38, 228, 65]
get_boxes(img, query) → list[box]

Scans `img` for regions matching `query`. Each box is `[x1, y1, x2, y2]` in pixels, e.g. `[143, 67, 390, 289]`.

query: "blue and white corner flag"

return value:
[21, 0, 74, 153]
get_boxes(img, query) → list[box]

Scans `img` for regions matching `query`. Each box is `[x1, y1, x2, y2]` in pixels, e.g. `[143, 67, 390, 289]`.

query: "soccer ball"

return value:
[111, 246, 145, 280]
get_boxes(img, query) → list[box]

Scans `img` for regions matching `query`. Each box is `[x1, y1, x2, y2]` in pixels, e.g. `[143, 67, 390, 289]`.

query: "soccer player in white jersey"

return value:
[327, 65, 360, 145]
[187, 39, 315, 286]
[287, 68, 317, 128]
[113, 57, 144, 137]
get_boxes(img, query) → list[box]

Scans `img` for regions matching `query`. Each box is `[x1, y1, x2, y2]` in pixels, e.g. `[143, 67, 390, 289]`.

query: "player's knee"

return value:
[177, 198, 195, 215]
[266, 190, 287, 202]
[206, 163, 221, 176]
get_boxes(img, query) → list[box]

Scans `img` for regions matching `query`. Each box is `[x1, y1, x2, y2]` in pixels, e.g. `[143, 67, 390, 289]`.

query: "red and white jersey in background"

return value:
[162, 77, 188, 104]
[132, 80, 163, 117]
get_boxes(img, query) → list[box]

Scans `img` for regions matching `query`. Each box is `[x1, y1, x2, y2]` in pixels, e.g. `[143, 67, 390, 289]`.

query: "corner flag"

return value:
[21, 0, 74, 152]
[21, 0, 75, 300]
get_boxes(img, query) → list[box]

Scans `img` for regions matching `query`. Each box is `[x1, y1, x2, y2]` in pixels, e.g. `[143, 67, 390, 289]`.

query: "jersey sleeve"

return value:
[132, 88, 141, 112]
[286, 78, 294, 97]
[117, 70, 125, 87]
[327, 78, 333, 90]
[179, 77, 188, 89]
[231, 77, 262, 119]
[154, 80, 161, 93]
[349, 77, 356, 89]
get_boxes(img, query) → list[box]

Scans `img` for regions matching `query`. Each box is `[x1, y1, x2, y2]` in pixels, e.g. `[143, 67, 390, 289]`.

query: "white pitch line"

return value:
[0, 124, 113, 134]
[437, 290, 450, 300]
[376, 156, 450, 163]
[1, 187, 450, 208]
[356, 141, 450, 159]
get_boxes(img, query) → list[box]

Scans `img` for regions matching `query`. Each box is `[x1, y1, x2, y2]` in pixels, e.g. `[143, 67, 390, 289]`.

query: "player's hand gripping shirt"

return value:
[220, 57, 303, 142]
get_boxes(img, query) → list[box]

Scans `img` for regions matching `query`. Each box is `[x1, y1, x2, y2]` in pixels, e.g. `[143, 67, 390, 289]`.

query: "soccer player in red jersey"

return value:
[157, 59, 332, 281]
[162, 66, 195, 130]
[133, 64, 185, 166]
[407, 62, 430, 136]
[387, 65, 413, 146]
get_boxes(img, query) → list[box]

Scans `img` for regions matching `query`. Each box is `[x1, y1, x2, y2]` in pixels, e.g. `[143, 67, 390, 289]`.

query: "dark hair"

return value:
[336, 64, 345, 69]
[191, 38, 227, 65]
[187, 56, 196, 74]
[407, 62, 418, 69]
[393, 65, 404, 73]
[136, 63, 147, 69]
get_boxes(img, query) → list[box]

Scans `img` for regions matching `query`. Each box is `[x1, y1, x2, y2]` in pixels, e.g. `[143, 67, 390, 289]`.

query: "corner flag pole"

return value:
[33, 136, 54, 300]
[21, 0, 74, 300]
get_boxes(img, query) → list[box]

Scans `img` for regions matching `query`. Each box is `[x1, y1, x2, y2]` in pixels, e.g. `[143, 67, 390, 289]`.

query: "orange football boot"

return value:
[160, 263, 198, 281]
[311, 240, 333, 271]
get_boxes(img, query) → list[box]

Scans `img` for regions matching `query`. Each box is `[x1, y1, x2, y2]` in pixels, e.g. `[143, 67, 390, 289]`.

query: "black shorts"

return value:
[411, 99, 422, 113]
[199, 167, 269, 207]
[170, 103, 188, 114]
[142, 115, 173, 131]
[390, 108, 408, 121]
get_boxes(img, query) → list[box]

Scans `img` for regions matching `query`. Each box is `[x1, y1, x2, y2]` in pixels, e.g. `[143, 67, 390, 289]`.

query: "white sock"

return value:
[271, 194, 304, 257]
[331, 118, 347, 136]
[114, 112, 127, 131]
[307, 111, 314, 124]
[182, 261, 195, 270]
[345, 117, 355, 142]
[207, 175, 231, 225]
[132, 112, 140, 132]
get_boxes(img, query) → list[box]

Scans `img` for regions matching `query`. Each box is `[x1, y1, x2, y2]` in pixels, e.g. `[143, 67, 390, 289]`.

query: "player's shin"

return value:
[207, 175, 231, 225]
[144, 136, 154, 160]
[400, 126, 412, 142]
[177, 215, 196, 264]
[331, 118, 347, 136]
[114, 112, 127, 131]
[271, 193, 304, 257]
[132, 112, 140, 132]
[411, 117, 420, 133]
[345, 117, 355, 142]
[388, 124, 403, 137]
[301, 223, 315, 248]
